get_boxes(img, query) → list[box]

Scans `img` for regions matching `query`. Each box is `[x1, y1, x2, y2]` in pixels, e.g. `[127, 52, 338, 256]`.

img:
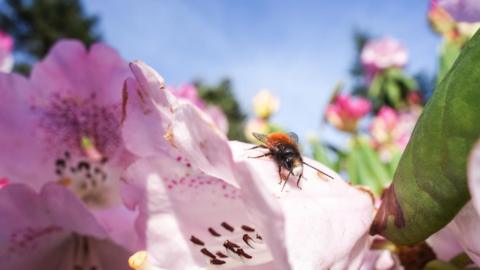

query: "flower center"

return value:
[54, 150, 116, 209]
[189, 222, 272, 268]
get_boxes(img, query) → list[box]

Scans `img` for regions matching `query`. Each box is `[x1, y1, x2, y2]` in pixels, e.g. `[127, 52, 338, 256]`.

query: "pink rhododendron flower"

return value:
[252, 89, 280, 120]
[426, 225, 463, 261]
[429, 0, 458, 36]
[370, 106, 420, 161]
[0, 40, 139, 264]
[427, 140, 480, 265]
[359, 249, 400, 270]
[120, 61, 375, 269]
[438, 0, 480, 23]
[0, 31, 14, 72]
[325, 94, 371, 133]
[361, 37, 408, 81]
[0, 183, 131, 270]
[429, 0, 480, 43]
[167, 84, 229, 133]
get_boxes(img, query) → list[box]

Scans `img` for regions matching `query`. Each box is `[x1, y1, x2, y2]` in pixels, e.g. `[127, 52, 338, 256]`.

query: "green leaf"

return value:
[385, 80, 401, 107]
[371, 29, 480, 244]
[369, 74, 384, 98]
[309, 137, 334, 169]
[345, 137, 390, 195]
[450, 253, 474, 268]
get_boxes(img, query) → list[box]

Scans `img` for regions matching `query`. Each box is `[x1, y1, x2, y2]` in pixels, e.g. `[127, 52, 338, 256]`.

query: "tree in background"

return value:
[0, 0, 101, 73]
[195, 79, 247, 141]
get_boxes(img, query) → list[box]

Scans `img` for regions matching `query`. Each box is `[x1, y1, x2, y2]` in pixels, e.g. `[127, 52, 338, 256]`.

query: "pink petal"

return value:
[439, 0, 480, 22]
[123, 157, 274, 269]
[30, 40, 130, 106]
[427, 225, 463, 261]
[121, 62, 177, 158]
[0, 31, 14, 53]
[0, 183, 107, 269]
[361, 37, 408, 75]
[170, 103, 238, 186]
[205, 105, 229, 134]
[360, 249, 400, 270]
[172, 84, 206, 109]
[92, 206, 139, 252]
[129, 60, 175, 108]
[436, 142, 480, 265]
[230, 141, 375, 269]
[468, 140, 480, 216]
[445, 202, 480, 265]
[0, 73, 47, 189]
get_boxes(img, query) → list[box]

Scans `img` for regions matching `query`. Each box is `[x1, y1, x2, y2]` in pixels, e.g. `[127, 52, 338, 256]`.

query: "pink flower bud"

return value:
[325, 94, 371, 133]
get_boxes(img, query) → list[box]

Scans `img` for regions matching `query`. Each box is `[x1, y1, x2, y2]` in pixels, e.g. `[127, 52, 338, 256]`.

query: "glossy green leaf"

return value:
[371, 30, 480, 244]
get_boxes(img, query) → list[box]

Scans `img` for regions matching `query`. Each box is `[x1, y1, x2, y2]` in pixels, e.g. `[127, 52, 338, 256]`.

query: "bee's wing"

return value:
[252, 132, 269, 144]
[287, 132, 299, 144]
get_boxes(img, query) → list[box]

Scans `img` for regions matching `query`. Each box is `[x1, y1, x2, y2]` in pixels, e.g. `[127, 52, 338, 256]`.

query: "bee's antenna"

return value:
[302, 162, 334, 180]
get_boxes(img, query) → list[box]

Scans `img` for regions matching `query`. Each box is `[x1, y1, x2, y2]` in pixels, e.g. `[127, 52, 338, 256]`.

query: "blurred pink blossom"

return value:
[120, 61, 375, 270]
[0, 31, 14, 72]
[0, 177, 9, 189]
[361, 37, 408, 81]
[167, 84, 229, 134]
[0, 183, 132, 270]
[168, 84, 206, 108]
[370, 106, 420, 161]
[325, 94, 371, 133]
[0, 40, 139, 266]
[438, 0, 480, 23]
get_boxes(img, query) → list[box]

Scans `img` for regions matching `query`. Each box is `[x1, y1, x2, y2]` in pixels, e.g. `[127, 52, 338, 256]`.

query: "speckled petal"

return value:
[170, 103, 238, 187]
[230, 141, 374, 270]
[123, 157, 270, 269]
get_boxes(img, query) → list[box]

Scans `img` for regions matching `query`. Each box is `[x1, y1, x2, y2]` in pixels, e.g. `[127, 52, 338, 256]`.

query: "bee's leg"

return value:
[281, 171, 292, 192]
[296, 172, 303, 190]
[248, 145, 267, 150]
[278, 166, 283, 184]
[248, 152, 271, 159]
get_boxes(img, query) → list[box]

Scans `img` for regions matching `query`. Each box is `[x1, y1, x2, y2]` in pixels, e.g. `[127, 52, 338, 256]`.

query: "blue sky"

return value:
[83, 0, 440, 140]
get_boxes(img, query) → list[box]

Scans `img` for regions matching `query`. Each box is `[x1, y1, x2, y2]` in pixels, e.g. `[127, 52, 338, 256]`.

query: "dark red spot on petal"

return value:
[190, 235, 204, 246]
[210, 259, 226, 265]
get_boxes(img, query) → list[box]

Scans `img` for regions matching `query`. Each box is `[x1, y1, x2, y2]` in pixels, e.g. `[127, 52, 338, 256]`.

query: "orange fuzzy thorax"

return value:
[266, 132, 295, 147]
